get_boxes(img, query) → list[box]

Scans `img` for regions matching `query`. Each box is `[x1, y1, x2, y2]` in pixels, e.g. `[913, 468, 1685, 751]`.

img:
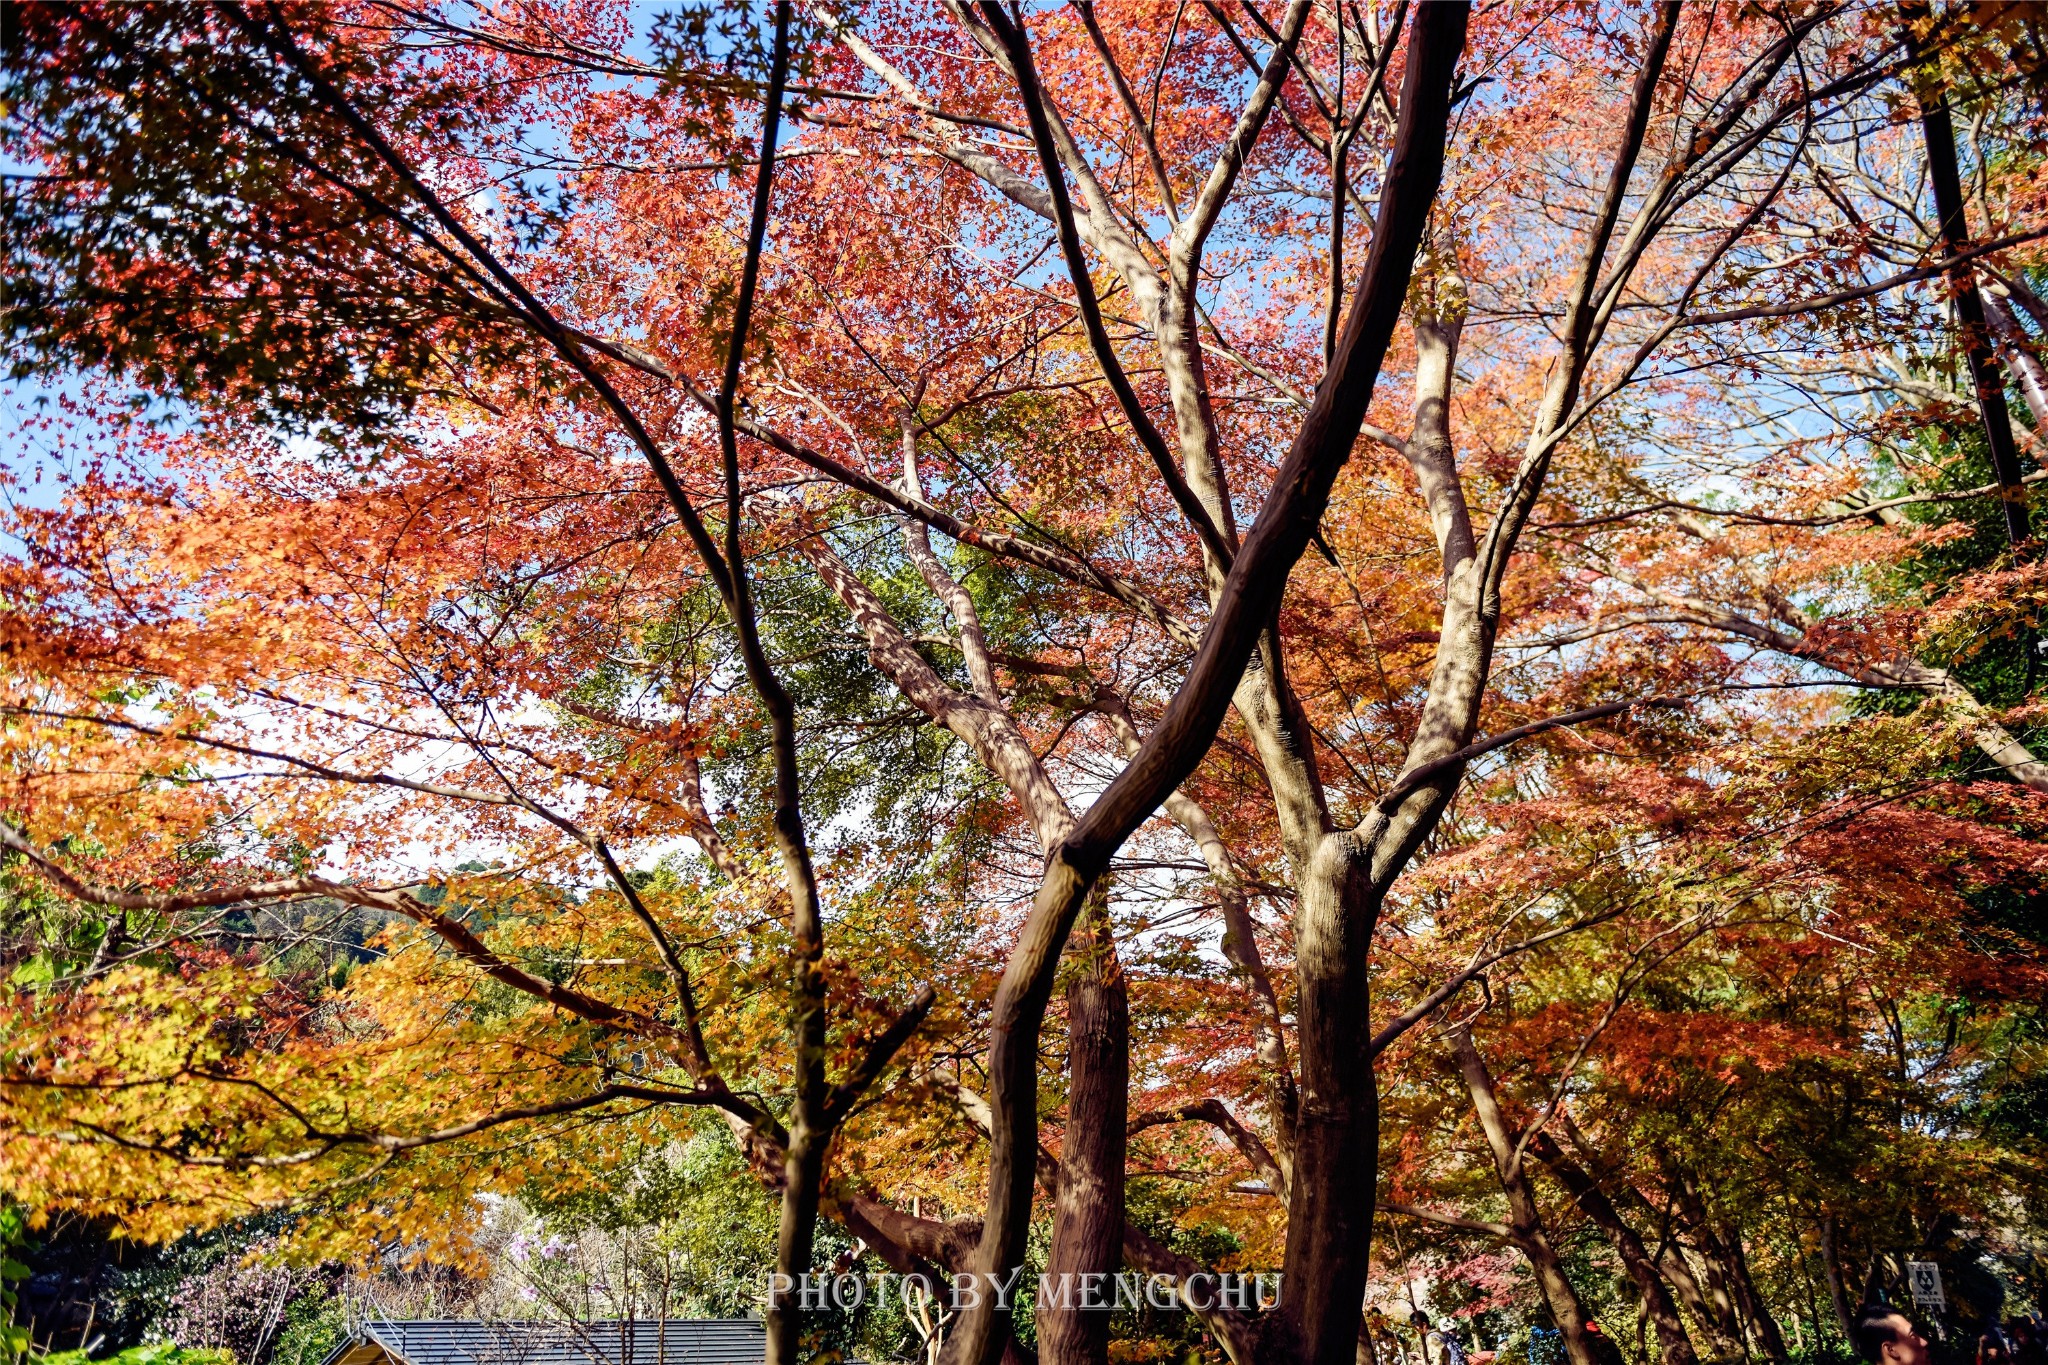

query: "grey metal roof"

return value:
[319, 1319, 765, 1365]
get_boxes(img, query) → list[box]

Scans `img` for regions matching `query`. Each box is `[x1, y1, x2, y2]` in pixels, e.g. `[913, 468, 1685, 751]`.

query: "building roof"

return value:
[319, 1319, 766, 1365]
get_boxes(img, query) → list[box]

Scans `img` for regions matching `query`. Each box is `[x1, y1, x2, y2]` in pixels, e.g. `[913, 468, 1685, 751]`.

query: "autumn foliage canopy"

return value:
[2, 5, 2046, 1365]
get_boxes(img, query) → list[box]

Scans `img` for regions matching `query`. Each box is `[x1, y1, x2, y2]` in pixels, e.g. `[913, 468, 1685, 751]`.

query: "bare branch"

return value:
[1128, 1097, 1288, 1201]
[1376, 1201, 1512, 1240]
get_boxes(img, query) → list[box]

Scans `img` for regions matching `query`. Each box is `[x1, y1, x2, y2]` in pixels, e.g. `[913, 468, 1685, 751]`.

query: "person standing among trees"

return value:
[2006, 1319, 2044, 1365]
[1413, 1312, 1470, 1365]
[1371, 1308, 1413, 1365]
[1854, 1306, 1934, 1365]
[1581, 1321, 1626, 1365]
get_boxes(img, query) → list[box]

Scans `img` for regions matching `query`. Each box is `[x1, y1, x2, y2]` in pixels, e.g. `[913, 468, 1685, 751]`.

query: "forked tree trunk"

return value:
[1528, 1132, 1700, 1365]
[1450, 1030, 1598, 1365]
[936, 10, 1470, 1360]
[1038, 893, 1128, 1365]
[1261, 208, 1485, 1365]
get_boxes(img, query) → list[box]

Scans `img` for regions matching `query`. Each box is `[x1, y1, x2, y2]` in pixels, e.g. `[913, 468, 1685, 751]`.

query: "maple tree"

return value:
[1367, 722, 2048, 1361]
[2, 5, 2046, 1365]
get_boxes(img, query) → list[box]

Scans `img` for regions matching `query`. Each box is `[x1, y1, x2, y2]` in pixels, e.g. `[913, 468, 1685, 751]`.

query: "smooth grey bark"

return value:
[812, 48, 1701, 1365]
[792, 37, 1454, 1347]
[1261, 238, 1480, 1365]
[801, 537, 1076, 849]
[801, 15, 1428, 1362]
[1983, 288, 2048, 427]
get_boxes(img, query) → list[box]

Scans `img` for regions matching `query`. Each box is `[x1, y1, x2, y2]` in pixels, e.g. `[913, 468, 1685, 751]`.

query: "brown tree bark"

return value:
[1819, 1218, 1856, 1341]
[817, 16, 1759, 1365]
[1038, 893, 1129, 1365]
[1268, 837, 1383, 1365]
[1725, 1228, 1790, 1365]
[1905, 1, 2030, 545]
[937, 12, 1472, 1365]
[1450, 1030, 1598, 1365]
[10, 20, 1904, 1365]
[1264, 14, 1685, 1364]
[1654, 1242, 1745, 1363]
[1551, 1122, 1742, 1364]
[1694, 1251, 1746, 1356]
[1527, 1132, 1700, 1365]
[1658, 1175, 1787, 1365]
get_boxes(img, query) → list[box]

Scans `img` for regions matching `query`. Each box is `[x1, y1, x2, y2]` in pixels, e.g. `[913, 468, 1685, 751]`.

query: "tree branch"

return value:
[822, 983, 939, 1129]
[1128, 1097, 1288, 1201]
[1376, 1201, 1512, 1240]
[979, 2, 1236, 570]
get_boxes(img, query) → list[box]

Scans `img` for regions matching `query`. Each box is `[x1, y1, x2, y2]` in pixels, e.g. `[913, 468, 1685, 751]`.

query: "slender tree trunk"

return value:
[1556, 1121, 1741, 1362]
[1725, 1229, 1790, 1365]
[1907, 2, 2030, 544]
[1661, 1179, 1748, 1362]
[1257, 224, 1486, 1365]
[1858, 1254, 1889, 1311]
[1450, 1030, 1598, 1365]
[1038, 893, 1128, 1365]
[1819, 1218, 1855, 1341]
[765, 857, 831, 1365]
[1696, 1247, 1746, 1357]
[769, 945, 831, 1365]
[770, 1147, 819, 1357]
[1656, 1242, 1744, 1363]
[1984, 289, 2048, 427]
[1782, 1203, 1830, 1351]
[1529, 1133, 1699, 1365]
